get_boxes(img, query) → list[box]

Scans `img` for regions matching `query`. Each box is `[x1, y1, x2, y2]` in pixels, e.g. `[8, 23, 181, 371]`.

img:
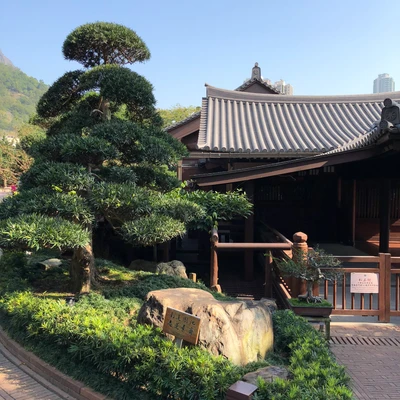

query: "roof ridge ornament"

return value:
[380, 98, 400, 133]
[251, 62, 261, 81]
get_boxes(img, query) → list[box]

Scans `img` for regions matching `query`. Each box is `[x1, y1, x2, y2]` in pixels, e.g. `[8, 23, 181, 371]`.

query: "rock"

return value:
[138, 288, 275, 365]
[156, 260, 187, 279]
[37, 258, 63, 271]
[129, 259, 188, 279]
[242, 366, 289, 385]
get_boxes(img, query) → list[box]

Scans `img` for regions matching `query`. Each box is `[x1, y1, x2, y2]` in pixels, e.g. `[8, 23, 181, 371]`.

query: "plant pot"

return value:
[289, 304, 333, 318]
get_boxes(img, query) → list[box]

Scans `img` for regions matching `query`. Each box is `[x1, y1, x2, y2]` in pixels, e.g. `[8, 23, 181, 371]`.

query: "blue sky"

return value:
[1, 0, 399, 109]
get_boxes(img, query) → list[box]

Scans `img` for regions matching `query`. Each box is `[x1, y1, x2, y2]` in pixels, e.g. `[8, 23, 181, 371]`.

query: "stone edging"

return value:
[0, 326, 108, 400]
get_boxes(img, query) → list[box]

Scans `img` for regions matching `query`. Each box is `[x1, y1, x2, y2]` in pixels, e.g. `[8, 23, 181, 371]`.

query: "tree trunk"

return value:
[70, 244, 95, 294]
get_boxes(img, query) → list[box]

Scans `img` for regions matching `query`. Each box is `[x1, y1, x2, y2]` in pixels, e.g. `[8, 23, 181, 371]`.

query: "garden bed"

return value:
[0, 251, 352, 399]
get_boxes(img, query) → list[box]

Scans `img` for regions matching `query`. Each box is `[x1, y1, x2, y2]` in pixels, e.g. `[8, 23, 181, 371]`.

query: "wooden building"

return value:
[167, 64, 400, 277]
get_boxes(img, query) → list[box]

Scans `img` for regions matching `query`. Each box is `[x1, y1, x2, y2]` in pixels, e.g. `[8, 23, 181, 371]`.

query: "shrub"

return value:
[0, 255, 351, 400]
[254, 310, 352, 400]
[0, 291, 242, 399]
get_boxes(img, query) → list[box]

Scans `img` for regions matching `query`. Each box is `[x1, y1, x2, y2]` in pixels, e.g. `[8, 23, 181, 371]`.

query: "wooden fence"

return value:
[210, 227, 400, 323]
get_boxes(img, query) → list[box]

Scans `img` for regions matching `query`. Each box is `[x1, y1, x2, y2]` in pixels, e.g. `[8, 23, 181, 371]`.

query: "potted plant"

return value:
[275, 247, 342, 317]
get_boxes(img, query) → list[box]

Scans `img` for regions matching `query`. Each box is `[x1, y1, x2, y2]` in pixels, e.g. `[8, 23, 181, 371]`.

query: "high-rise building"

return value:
[274, 79, 293, 95]
[373, 73, 395, 93]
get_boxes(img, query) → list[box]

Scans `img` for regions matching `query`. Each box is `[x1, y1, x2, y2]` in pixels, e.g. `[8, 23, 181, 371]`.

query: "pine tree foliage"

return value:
[0, 22, 252, 293]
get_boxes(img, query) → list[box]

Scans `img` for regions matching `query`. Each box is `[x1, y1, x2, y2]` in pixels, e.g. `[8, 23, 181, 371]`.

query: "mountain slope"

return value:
[0, 49, 14, 67]
[0, 51, 48, 136]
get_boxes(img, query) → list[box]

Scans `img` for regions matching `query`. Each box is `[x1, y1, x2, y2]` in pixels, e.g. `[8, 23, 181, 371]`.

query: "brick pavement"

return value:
[0, 343, 73, 400]
[330, 322, 400, 400]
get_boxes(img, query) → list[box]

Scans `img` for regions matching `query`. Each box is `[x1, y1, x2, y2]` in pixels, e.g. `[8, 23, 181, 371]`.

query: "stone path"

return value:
[330, 322, 400, 400]
[0, 343, 73, 400]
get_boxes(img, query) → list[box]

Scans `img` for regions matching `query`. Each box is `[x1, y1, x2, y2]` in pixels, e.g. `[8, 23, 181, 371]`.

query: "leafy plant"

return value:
[275, 247, 342, 303]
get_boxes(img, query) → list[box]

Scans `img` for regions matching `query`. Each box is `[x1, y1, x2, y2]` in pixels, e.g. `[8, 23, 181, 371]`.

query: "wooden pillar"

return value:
[244, 181, 254, 281]
[351, 179, 356, 246]
[379, 178, 391, 253]
[264, 251, 273, 297]
[226, 163, 233, 192]
[210, 228, 221, 292]
[291, 232, 308, 297]
[177, 160, 183, 181]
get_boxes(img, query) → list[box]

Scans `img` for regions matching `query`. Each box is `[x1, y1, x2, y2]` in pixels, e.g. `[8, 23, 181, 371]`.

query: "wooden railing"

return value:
[275, 253, 400, 323]
[210, 226, 400, 322]
[210, 227, 291, 294]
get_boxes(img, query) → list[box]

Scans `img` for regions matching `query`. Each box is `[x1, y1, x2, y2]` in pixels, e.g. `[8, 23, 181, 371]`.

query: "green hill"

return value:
[0, 50, 48, 136]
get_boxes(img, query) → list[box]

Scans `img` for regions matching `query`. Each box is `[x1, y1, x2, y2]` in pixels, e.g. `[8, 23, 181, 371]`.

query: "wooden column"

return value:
[264, 251, 273, 298]
[244, 181, 254, 281]
[210, 228, 221, 292]
[351, 179, 356, 246]
[379, 178, 391, 253]
[291, 232, 308, 297]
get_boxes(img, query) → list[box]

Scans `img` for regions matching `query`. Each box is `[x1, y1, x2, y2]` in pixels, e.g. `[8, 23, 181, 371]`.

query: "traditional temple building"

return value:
[167, 64, 400, 280]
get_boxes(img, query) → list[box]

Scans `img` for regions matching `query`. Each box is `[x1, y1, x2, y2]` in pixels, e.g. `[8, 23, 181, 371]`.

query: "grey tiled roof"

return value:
[235, 78, 280, 94]
[198, 86, 400, 154]
[164, 111, 201, 132]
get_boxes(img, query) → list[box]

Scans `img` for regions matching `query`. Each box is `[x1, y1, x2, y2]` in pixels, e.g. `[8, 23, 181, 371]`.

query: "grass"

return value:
[288, 298, 333, 307]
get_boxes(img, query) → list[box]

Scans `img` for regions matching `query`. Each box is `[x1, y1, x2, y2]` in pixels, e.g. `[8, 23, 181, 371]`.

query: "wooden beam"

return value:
[193, 147, 379, 186]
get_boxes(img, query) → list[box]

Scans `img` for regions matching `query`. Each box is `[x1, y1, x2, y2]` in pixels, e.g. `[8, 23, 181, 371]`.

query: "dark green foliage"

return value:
[0, 214, 90, 250]
[0, 188, 93, 224]
[0, 256, 351, 400]
[174, 188, 253, 230]
[19, 161, 94, 191]
[36, 70, 84, 118]
[121, 214, 186, 246]
[63, 22, 150, 68]
[0, 64, 48, 134]
[91, 183, 203, 241]
[99, 165, 137, 184]
[0, 283, 242, 399]
[80, 65, 156, 122]
[254, 311, 352, 400]
[60, 135, 118, 167]
[90, 120, 187, 165]
[132, 163, 181, 192]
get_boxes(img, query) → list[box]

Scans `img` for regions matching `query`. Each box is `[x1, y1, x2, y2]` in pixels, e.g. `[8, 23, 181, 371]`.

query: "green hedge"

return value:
[255, 311, 352, 400]
[0, 252, 352, 399]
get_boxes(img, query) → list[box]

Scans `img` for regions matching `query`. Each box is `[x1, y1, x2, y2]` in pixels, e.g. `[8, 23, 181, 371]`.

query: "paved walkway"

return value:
[330, 322, 400, 400]
[0, 343, 73, 400]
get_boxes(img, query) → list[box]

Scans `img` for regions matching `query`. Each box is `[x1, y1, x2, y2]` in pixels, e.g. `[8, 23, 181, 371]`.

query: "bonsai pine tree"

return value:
[275, 247, 342, 303]
[0, 22, 252, 294]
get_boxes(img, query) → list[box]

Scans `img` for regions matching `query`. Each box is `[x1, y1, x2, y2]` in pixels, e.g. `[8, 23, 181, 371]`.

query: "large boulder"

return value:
[137, 288, 275, 365]
[129, 259, 188, 279]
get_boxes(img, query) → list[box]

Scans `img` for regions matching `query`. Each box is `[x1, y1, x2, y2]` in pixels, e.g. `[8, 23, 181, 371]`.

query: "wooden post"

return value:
[210, 228, 221, 292]
[244, 181, 255, 281]
[351, 179, 356, 246]
[189, 272, 197, 282]
[379, 179, 391, 253]
[264, 251, 272, 298]
[378, 252, 391, 323]
[291, 232, 308, 297]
